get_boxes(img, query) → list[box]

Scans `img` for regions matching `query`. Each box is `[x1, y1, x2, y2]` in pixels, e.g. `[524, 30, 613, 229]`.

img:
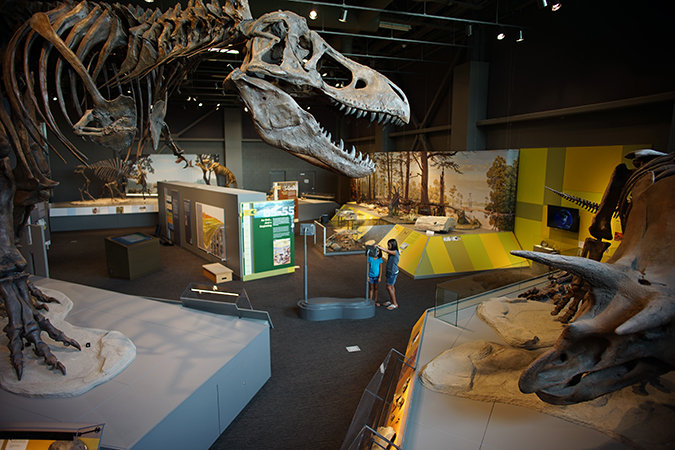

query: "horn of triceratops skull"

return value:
[512, 168, 675, 405]
[226, 11, 410, 178]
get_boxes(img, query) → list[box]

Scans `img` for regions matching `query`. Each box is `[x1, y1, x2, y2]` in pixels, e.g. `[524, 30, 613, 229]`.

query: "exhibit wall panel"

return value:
[158, 181, 266, 278]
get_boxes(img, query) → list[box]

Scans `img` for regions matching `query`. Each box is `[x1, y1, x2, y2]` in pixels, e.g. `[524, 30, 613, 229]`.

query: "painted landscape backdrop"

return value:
[354, 150, 519, 232]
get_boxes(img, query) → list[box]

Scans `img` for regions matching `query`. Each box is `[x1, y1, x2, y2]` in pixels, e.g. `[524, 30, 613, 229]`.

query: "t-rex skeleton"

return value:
[0, 0, 409, 381]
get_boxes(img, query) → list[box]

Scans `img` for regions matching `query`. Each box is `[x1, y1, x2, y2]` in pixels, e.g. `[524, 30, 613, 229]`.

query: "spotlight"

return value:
[551, 2, 562, 11]
[516, 30, 524, 42]
[536, 0, 548, 8]
[309, 8, 317, 20]
[339, 8, 348, 22]
[497, 31, 505, 40]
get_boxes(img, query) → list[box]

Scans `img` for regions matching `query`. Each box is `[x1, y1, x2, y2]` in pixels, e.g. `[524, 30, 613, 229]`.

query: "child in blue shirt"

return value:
[368, 247, 384, 304]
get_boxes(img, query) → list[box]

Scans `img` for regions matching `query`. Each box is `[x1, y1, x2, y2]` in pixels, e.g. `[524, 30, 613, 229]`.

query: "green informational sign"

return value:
[240, 200, 295, 280]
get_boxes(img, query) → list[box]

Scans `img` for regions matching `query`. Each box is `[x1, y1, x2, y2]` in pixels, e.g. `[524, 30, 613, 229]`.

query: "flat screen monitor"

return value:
[547, 205, 580, 233]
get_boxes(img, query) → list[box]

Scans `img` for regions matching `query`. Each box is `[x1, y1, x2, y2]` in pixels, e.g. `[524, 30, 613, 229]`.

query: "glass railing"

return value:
[433, 249, 577, 327]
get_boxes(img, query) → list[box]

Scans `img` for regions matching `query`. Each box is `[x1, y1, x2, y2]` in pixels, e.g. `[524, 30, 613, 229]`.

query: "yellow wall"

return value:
[515, 145, 646, 261]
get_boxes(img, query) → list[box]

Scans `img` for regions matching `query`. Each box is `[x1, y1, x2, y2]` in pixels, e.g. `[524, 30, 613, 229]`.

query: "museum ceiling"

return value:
[110, 0, 538, 107]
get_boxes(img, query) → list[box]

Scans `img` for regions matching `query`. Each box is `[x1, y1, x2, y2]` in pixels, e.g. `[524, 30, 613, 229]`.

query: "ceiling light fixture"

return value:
[551, 2, 562, 11]
[379, 21, 411, 32]
[536, 0, 548, 8]
[339, 8, 348, 22]
[497, 31, 505, 40]
[466, 24, 473, 36]
[516, 30, 524, 42]
[309, 8, 318, 20]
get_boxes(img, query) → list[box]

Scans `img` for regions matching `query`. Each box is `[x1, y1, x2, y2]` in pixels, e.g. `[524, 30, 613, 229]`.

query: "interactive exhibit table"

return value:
[104, 232, 160, 280]
[0, 278, 271, 450]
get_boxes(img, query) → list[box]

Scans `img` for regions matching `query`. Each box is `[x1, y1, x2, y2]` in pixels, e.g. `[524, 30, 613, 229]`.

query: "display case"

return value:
[313, 217, 395, 255]
[340, 349, 415, 450]
[0, 422, 104, 450]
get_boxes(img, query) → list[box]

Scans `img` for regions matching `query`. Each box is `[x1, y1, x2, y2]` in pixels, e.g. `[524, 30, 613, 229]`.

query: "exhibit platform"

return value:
[401, 279, 633, 450]
[49, 198, 159, 232]
[0, 278, 271, 450]
[297, 296, 375, 321]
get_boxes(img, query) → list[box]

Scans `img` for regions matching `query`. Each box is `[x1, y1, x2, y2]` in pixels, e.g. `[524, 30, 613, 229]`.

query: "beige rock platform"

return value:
[476, 297, 565, 349]
[420, 340, 675, 450]
[0, 288, 136, 397]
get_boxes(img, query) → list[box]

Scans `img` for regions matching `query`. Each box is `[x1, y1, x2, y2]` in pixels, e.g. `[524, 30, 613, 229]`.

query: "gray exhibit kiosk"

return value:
[297, 223, 376, 321]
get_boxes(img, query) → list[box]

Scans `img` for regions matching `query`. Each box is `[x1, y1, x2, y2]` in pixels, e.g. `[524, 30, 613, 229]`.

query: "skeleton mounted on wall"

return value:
[0, 0, 409, 381]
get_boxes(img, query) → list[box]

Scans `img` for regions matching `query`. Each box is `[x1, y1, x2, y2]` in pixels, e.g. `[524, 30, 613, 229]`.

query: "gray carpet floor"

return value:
[47, 226, 445, 450]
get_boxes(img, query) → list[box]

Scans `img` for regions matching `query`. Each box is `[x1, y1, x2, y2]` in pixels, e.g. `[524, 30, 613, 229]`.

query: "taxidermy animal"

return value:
[513, 151, 675, 405]
[195, 154, 237, 187]
[0, 0, 409, 381]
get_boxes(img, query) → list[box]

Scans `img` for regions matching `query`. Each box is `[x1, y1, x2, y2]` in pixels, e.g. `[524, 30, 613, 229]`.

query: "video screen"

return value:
[547, 205, 580, 233]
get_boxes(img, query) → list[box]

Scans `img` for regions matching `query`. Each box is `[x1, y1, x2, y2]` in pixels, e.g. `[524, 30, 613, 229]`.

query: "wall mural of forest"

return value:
[354, 150, 520, 232]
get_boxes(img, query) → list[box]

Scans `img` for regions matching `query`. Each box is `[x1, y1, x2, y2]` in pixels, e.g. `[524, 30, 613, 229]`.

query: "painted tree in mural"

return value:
[430, 152, 461, 211]
[484, 155, 519, 231]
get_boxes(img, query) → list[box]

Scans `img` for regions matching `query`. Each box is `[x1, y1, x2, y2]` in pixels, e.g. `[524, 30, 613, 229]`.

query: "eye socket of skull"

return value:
[261, 22, 288, 65]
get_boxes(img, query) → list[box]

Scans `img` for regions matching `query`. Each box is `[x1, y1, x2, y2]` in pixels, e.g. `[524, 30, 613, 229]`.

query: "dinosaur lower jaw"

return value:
[227, 70, 376, 178]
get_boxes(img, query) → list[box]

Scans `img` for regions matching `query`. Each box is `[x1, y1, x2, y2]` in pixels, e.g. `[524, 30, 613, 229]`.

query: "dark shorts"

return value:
[386, 272, 398, 285]
[368, 276, 379, 284]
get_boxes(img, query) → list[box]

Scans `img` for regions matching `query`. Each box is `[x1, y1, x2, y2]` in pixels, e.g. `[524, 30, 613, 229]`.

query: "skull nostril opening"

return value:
[566, 373, 583, 387]
[559, 353, 567, 363]
[355, 79, 367, 89]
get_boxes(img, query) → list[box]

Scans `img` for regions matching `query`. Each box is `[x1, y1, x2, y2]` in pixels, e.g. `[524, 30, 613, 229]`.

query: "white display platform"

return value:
[0, 278, 270, 450]
[49, 199, 159, 231]
[404, 305, 632, 450]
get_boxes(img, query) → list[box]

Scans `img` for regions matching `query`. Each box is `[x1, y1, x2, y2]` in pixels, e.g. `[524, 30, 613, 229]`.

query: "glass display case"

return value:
[313, 217, 395, 255]
[0, 423, 104, 450]
[340, 349, 414, 450]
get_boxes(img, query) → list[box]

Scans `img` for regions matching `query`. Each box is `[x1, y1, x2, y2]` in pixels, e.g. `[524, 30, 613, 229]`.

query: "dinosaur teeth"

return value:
[349, 146, 356, 158]
[339, 139, 345, 151]
[370, 112, 377, 122]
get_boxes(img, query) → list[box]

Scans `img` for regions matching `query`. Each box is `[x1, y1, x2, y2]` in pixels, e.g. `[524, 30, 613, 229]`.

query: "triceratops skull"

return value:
[225, 11, 410, 178]
[514, 154, 675, 405]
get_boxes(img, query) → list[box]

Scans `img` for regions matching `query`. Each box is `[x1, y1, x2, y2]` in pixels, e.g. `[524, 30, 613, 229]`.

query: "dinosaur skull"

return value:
[225, 11, 410, 178]
[514, 164, 675, 404]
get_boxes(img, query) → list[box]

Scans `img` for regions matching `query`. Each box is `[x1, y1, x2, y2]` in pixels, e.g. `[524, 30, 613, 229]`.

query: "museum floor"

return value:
[46, 225, 464, 450]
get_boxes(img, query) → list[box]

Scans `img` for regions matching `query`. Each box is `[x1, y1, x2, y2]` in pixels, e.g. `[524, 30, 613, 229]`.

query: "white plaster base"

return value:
[420, 339, 675, 450]
[0, 288, 136, 397]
